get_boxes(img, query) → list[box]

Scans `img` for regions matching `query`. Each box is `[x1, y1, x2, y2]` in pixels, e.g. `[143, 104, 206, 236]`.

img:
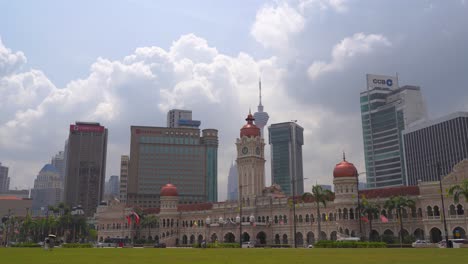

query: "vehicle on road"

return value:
[411, 240, 433, 248]
[242, 242, 254, 248]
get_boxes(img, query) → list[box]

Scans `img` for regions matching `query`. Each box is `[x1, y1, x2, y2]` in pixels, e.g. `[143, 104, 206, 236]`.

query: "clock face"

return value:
[256, 147, 260, 155]
[242, 147, 248, 154]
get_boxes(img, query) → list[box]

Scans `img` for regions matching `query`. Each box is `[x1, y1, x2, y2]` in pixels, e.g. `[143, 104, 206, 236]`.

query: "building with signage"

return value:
[403, 112, 468, 185]
[167, 109, 201, 128]
[64, 122, 108, 216]
[126, 124, 218, 207]
[31, 164, 63, 216]
[0, 162, 9, 193]
[96, 115, 468, 247]
[360, 74, 427, 188]
[268, 122, 304, 196]
[119, 155, 129, 204]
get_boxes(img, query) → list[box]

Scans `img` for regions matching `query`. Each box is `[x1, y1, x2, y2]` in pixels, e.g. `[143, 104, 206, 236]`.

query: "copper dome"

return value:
[160, 183, 178, 196]
[240, 112, 260, 138]
[333, 155, 358, 178]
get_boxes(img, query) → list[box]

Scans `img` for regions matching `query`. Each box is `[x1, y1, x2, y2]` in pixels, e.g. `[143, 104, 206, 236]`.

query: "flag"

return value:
[325, 214, 329, 221]
[132, 212, 140, 225]
[380, 215, 388, 223]
[193, 221, 198, 227]
[126, 215, 131, 225]
[360, 216, 369, 223]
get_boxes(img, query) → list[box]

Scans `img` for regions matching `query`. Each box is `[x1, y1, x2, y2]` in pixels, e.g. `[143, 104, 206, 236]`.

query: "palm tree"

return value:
[302, 185, 333, 241]
[360, 197, 380, 241]
[448, 179, 468, 204]
[141, 215, 158, 241]
[384, 196, 415, 246]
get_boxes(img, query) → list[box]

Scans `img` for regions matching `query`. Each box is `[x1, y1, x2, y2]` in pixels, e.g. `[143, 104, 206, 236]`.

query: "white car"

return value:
[412, 240, 433, 248]
[242, 242, 254, 248]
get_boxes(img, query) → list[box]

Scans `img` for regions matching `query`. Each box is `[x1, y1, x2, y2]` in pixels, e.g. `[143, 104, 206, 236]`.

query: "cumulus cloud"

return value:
[307, 33, 391, 80]
[0, 38, 27, 77]
[250, 2, 305, 50]
[299, 0, 349, 13]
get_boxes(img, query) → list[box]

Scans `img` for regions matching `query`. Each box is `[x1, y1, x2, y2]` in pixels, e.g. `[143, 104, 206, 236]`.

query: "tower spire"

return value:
[259, 77, 262, 107]
[343, 151, 346, 161]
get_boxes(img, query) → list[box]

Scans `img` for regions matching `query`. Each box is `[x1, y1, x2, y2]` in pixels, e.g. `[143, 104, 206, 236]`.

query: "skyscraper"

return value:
[119, 155, 129, 204]
[64, 122, 108, 216]
[105, 175, 120, 197]
[167, 109, 201, 128]
[227, 161, 238, 201]
[403, 112, 468, 185]
[253, 79, 269, 138]
[268, 121, 304, 196]
[360, 74, 427, 188]
[0, 162, 9, 193]
[127, 125, 218, 207]
[51, 146, 67, 180]
[31, 164, 63, 216]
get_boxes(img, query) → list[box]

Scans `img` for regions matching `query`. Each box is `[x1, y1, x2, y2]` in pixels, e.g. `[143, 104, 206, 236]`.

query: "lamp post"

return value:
[205, 217, 211, 245]
[436, 162, 450, 248]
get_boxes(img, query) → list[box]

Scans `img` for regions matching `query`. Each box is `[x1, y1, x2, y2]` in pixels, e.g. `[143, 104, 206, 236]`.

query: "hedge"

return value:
[314, 240, 386, 248]
[62, 243, 94, 248]
[10, 243, 41, 248]
[192, 243, 240, 248]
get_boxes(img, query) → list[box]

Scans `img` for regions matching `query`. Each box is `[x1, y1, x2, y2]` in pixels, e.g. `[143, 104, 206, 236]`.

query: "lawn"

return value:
[1, 248, 467, 264]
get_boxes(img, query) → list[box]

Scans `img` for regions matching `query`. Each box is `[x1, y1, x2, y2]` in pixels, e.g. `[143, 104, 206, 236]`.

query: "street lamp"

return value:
[205, 217, 211, 244]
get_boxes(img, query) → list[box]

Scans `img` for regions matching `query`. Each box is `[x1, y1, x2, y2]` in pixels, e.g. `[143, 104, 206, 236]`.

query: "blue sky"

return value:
[1, 0, 468, 199]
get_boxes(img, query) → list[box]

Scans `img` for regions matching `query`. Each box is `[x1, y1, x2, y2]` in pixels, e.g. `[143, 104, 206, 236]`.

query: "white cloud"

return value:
[250, 2, 305, 50]
[0, 38, 27, 77]
[299, 0, 349, 13]
[307, 33, 391, 80]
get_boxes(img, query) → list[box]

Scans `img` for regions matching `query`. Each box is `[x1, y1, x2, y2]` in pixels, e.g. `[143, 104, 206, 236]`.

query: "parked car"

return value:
[307, 244, 314, 248]
[154, 242, 166, 248]
[242, 242, 254, 248]
[411, 240, 433, 248]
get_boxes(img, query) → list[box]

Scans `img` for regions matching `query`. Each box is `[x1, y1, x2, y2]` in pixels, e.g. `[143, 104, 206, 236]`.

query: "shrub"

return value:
[192, 243, 240, 248]
[314, 240, 386, 248]
[11, 242, 41, 248]
[62, 243, 93, 248]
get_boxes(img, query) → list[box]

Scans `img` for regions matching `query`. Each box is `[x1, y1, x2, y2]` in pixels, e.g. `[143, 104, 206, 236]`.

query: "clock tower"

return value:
[236, 111, 266, 199]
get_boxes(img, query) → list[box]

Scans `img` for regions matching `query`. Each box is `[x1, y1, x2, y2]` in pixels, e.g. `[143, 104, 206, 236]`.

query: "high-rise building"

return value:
[64, 122, 108, 216]
[0, 162, 9, 193]
[403, 112, 468, 185]
[31, 164, 63, 216]
[227, 161, 238, 201]
[167, 109, 201, 128]
[51, 144, 67, 180]
[236, 112, 266, 198]
[360, 74, 427, 188]
[268, 121, 304, 196]
[253, 79, 269, 138]
[119, 155, 129, 204]
[127, 125, 218, 207]
[105, 175, 119, 197]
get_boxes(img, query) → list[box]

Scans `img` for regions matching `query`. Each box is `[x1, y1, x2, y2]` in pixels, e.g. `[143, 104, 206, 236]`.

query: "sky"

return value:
[1, 0, 468, 200]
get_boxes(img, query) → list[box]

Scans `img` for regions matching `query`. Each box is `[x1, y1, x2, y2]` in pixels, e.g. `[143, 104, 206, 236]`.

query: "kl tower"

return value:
[253, 78, 269, 138]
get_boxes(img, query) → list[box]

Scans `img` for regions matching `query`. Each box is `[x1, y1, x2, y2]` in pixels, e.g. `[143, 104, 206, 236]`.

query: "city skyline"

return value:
[1, 1, 468, 201]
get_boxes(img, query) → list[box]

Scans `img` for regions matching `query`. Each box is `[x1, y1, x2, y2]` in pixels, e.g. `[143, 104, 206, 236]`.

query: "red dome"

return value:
[240, 112, 260, 138]
[160, 183, 178, 196]
[333, 155, 358, 178]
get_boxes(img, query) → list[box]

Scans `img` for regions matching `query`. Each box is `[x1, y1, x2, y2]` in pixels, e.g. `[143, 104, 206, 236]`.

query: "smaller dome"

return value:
[333, 153, 358, 178]
[160, 183, 178, 196]
[240, 111, 260, 138]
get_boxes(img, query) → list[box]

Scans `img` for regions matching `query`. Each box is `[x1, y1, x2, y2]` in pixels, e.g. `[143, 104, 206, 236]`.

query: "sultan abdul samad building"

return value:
[96, 113, 468, 246]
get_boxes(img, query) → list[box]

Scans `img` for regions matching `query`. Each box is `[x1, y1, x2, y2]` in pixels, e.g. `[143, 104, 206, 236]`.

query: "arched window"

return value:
[283, 215, 288, 224]
[349, 209, 354, 220]
[343, 208, 348, 220]
[418, 208, 423, 218]
[305, 214, 310, 223]
[449, 205, 456, 216]
[266, 216, 269, 223]
[311, 214, 315, 222]
[299, 215, 303, 223]
[329, 213, 334, 221]
[338, 209, 342, 220]
[402, 208, 408, 218]
[274, 215, 278, 224]
[262, 216, 266, 223]
[457, 204, 464, 216]
[411, 207, 417, 218]
[321, 213, 326, 222]
[434, 206, 440, 217]
[427, 206, 433, 217]
[258, 216, 261, 223]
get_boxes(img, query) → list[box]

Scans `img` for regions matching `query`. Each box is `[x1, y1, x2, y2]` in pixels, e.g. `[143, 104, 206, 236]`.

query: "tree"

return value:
[448, 179, 468, 204]
[141, 215, 158, 241]
[360, 197, 380, 241]
[384, 196, 415, 246]
[302, 185, 333, 241]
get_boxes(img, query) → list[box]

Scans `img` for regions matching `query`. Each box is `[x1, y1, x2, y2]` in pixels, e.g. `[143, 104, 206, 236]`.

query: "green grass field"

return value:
[1, 248, 467, 264]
